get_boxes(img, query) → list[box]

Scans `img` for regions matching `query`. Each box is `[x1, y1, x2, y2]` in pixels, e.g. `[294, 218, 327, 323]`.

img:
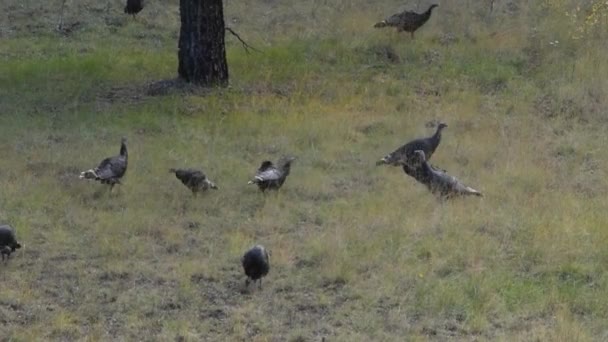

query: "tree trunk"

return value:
[178, 0, 228, 86]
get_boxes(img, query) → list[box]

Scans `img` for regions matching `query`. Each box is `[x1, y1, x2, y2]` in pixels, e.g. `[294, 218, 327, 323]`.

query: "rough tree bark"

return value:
[178, 0, 229, 86]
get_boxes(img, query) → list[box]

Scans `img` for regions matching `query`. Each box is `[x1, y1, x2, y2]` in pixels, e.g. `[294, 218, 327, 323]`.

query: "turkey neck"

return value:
[422, 5, 437, 19]
[280, 162, 292, 176]
[120, 142, 128, 159]
[431, 126, 443, 146]
[422, 5, 435, 23]
[418, 159, 435, 182]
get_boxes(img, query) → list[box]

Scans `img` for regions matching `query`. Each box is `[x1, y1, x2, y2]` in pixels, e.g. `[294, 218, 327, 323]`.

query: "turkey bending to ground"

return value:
[248, 156, 296, 192]
[402, 157, 447, 180]
[374, 4, 438, 39]
[124, 0, 144, 17]
[169, 168, 218, 195]
[377, 122, 447, 167]
[79, 137, 128, 190]
[410, 150, 482, 198]
[241, 245, 270, 289]
[0, 225, 22, 262]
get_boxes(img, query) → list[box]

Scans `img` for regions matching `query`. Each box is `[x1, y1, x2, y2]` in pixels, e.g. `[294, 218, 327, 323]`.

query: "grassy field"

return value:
[1, 0, 608, 340]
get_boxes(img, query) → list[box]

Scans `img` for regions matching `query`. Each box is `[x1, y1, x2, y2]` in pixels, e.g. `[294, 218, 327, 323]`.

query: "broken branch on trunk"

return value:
[225, 27, 262, 54]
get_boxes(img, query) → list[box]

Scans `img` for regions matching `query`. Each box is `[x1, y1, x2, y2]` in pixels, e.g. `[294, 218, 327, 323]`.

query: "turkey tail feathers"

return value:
[374, 21, 387, 28]
[470, 188, 483, 197]
[465, 187, 483, 197]
[79, 169, 98, 180]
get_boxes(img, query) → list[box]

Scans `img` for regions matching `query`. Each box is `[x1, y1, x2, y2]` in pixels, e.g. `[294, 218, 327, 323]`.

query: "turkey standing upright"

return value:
[374, 4, 439, 39]
[80, 137, 128, 191]
[169, 168, 218, 196]
[377, 122, 447, 168]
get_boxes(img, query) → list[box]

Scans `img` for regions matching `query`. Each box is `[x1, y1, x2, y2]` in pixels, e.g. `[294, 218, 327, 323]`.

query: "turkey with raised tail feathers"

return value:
[124, 0, 144, 17]
[377, 122, 447, 168]
[248, 156, 296, 192]
[169, 168, 218, 196]
[79, 137, 128, 191]
[410, 150, 482, 199]
[374, 4, 438, 39]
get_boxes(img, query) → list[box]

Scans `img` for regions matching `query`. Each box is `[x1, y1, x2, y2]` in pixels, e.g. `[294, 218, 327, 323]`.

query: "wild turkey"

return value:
[410, 150, 482, 198]
[241, 245, 270, 289]
[124, 0, 144, 17]
[402, 157, 446, 180]
[248, 156, 296, 192]
[377, 122, 447, 167]
[374, 4, 438, 39]
[0, 225, 22, 261]
[79, 137, 128, 190]
[169, 168, 218, 195]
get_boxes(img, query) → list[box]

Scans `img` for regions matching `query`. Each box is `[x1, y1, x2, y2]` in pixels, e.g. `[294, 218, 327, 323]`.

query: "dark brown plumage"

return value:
[241, 245, 270, 289]
[124, 0, 144, 17]
[248, 157, 296, 192]
[170, 168, 218, 195]
[374, 4, 438, 39]
[377, 122, 447, 167]
[1, 246, 11, 261]
[408, 150, 482, 199]
[80, 137, 128, 190]
[0, 225, 21, 262]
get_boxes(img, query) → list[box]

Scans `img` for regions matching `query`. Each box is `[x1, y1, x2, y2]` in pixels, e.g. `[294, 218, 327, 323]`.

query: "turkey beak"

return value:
[376, 157, 387, 166]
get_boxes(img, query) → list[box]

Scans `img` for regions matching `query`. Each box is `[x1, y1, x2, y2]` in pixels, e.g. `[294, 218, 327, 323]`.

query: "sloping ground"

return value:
[1, 0, 608, 340]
